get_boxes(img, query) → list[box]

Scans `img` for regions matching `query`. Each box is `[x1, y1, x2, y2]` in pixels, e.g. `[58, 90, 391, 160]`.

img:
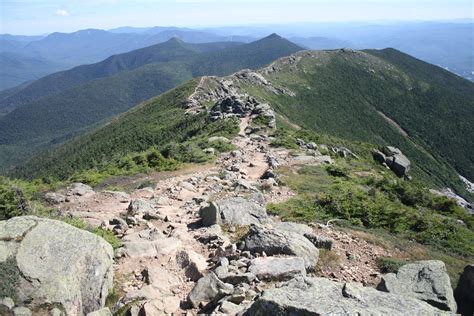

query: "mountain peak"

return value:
[264, 33, 283, 40]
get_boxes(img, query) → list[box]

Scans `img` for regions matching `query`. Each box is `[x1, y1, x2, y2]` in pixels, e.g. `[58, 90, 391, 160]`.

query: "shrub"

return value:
[377, 257, 407, 273]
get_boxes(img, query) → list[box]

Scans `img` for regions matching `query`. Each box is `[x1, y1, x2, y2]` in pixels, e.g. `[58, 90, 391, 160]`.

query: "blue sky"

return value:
[1, 0, 473, 35]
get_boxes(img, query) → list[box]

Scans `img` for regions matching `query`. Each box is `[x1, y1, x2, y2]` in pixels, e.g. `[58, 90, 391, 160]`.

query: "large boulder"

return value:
[377, 260, 456, 312]
[242, 277, 446, 315]
[66, 182, 94, 196]
[248, 256, 306, 281]
[0, 216, 113, 315]
[199, 197, 270, 227]
[187, 273, 234, 308]
[454, 264, 474, 316]
[243, 225, 319, 269]
[382, 146, 411, 177]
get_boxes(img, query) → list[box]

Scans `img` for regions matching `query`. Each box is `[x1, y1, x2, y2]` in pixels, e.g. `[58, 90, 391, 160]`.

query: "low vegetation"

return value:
[0, 177, 121, 249]
[267, 130, 474, 259]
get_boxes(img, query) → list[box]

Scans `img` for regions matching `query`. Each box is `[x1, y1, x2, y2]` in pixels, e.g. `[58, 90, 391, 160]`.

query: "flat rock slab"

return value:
[121, 237, 181, 258]
[243, 225, 319, 269]
[242, 277, 446, 315]
[248, 256, 306, 281]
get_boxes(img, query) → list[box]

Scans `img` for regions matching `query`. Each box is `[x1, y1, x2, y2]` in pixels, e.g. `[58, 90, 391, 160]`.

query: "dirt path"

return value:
[55, 110, 384, 314]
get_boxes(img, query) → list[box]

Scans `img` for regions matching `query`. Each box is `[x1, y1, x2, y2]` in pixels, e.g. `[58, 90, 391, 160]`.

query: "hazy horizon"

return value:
[1, 0, 473, 35]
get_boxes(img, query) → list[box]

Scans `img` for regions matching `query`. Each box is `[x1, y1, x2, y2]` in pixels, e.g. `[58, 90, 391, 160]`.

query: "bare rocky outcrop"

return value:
[375, 146, 411, 177]
[241, 277, 448, 315]
[0, 216, 113, 315]
[377, 260, 456, 312]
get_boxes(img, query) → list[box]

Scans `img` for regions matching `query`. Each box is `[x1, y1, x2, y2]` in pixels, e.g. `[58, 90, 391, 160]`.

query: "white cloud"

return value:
[55, 9, 70, 17]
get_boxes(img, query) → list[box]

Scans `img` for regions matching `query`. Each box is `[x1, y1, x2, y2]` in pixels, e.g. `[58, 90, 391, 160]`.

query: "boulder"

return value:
[381, 146, 411, 177]
[242, 277, 446, 315]
[243, 225, 319, 269]
[373, 150, 386, 164]
[175, 250, 208, 281]
[0, 216, 113, 315]
[127, 199, 155, 216]
[303, 233, 334, 250]
[66, 182, 94, 196]
[248, 256, 306, 281]
[199, 197, 270, 227]
[454, 264, 474, 315]
[142, 266, 180, 296]
[187, 273, 234, 308]
[377, 260, 456, 312]
[219, 301, 244, 315]
[44, 192, 65, 204]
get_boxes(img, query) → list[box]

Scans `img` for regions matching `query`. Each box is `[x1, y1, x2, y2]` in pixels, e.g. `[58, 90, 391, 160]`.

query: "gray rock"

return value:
[454, 264, 474, 316]
[109, 217, 128, 232]
[243, 225, 319, 269]
[197, 224, 230, 245]
[221, 272, 256, 285]
[127, 199, 154, 216]
[66, 182, 94, 196]
[181, 181, 196, 192]
[175, 250, 207, 282]
[382, 146, 411, 177]
[44, 192, 65, 204]
[242, 277, 446, 315]
[13, 307, 32, 316]
[0, 216, 113, 315]
[187, 273, 234, 308]
[378, 260, 456, 312]
[220, 301, 244, 315]
[0, 297, 14, 310]
[304, 233, 334, 250]
[373, 150, 387, 164]
[272, 222, 313, 235]
[248, 256, 306, 281]
[199, 197, 270, 227]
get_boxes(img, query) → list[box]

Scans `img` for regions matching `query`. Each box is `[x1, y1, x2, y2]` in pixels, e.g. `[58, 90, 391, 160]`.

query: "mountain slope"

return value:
[0, 52, 69, 91]
[12, 48, 472, 201]
[0, 38, 240, 111]
[0, 35, 303, 170]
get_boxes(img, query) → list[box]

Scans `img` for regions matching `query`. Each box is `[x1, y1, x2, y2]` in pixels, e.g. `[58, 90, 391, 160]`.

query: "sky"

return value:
[1, 0, 473, 35]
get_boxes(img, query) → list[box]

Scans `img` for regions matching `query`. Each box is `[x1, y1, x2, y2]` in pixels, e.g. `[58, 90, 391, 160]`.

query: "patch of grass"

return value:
[270, 156, 474, 257]
[376, 257, 407, 273]
[62, 216, 122, 250]
[316, 249, 341, 272]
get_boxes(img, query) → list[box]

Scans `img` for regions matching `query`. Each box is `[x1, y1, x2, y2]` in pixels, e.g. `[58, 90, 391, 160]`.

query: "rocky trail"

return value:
[5, 74, 469, 315]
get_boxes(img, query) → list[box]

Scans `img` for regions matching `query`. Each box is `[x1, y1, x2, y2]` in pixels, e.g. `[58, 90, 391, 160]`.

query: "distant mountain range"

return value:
[0, 34, 302, 170]
[1, 21, 472, 91]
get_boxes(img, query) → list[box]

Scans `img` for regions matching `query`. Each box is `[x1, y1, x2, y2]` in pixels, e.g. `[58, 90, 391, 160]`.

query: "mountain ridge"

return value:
[0, 35, 303, 170]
